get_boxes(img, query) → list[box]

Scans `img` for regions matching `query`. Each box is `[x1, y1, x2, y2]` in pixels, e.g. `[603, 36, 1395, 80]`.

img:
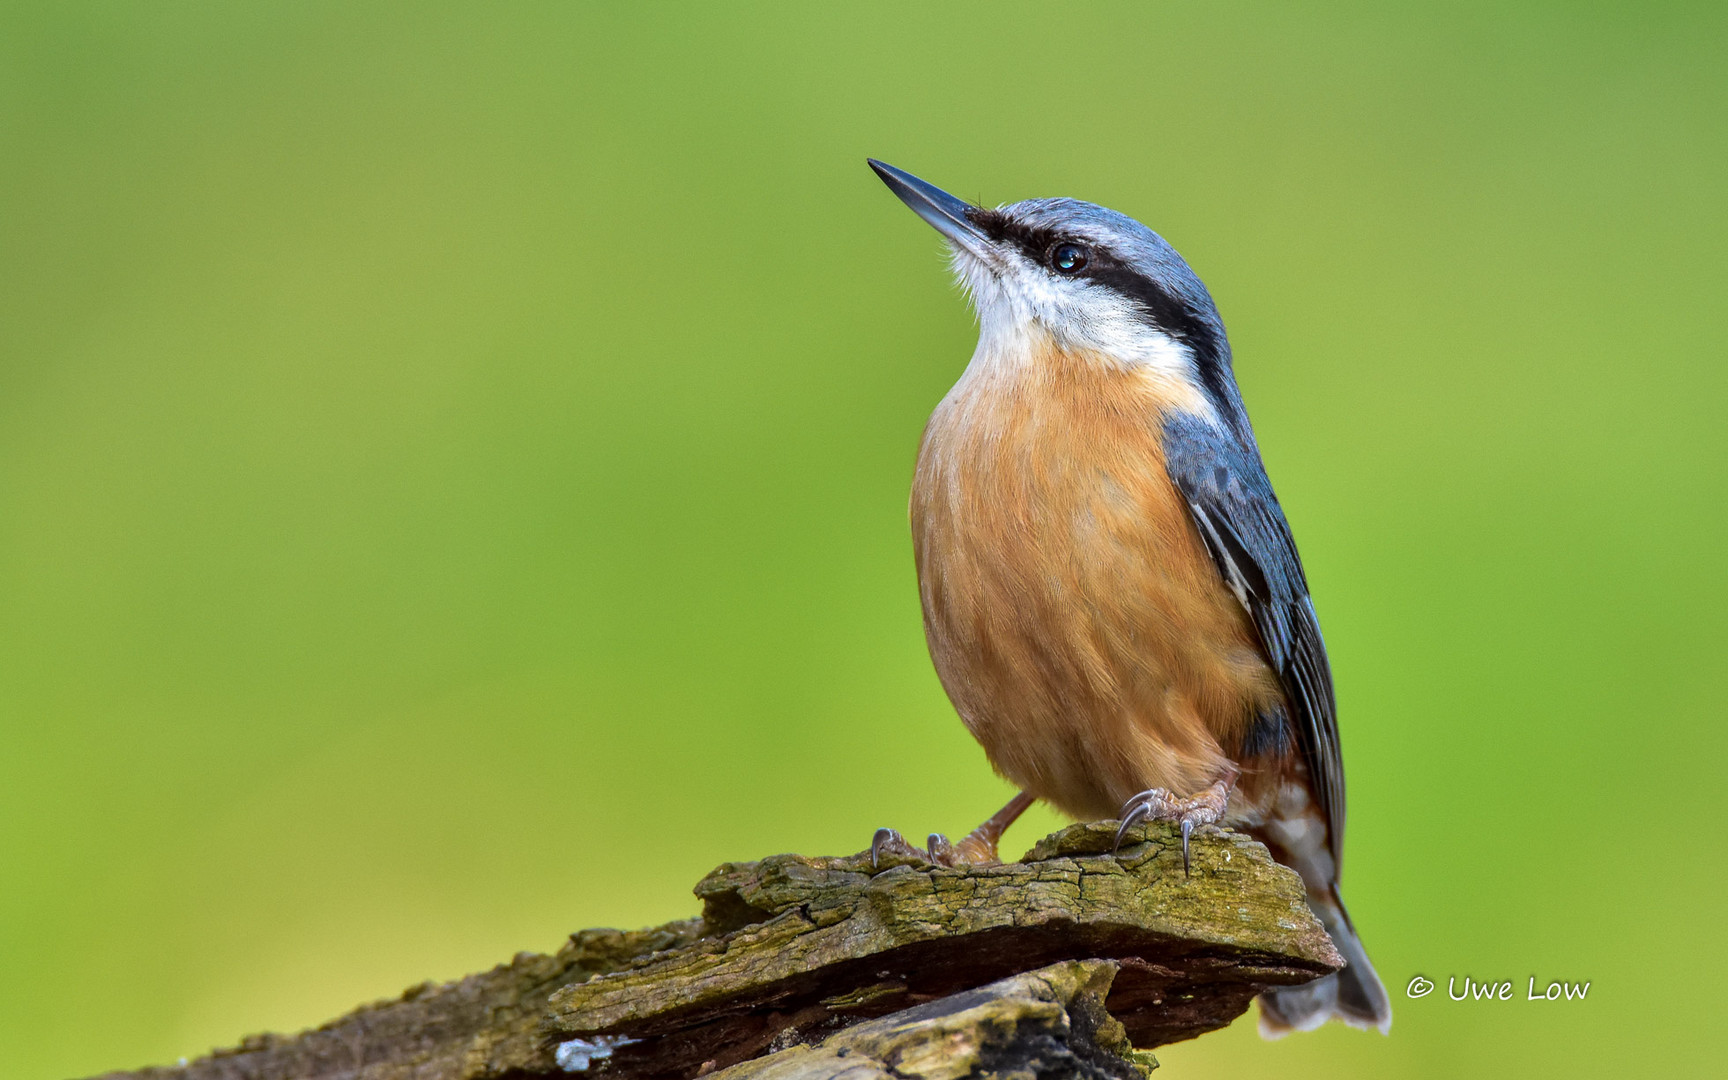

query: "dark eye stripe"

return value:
[967, 208, 1059, 259]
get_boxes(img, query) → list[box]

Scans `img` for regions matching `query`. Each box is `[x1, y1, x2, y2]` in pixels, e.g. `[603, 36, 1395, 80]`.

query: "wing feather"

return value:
[1163, 414, 1346, 870]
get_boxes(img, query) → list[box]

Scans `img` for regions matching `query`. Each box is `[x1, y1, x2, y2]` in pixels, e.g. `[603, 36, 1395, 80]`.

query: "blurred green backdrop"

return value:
[2, 3, 1724, 1078]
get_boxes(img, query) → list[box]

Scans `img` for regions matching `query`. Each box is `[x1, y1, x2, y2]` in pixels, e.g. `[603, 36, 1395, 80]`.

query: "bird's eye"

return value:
[1051, 242, 1088, 274]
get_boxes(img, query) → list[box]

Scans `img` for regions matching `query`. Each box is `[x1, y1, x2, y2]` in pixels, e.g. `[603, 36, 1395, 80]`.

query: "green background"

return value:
[3, 4, 1723, 1078]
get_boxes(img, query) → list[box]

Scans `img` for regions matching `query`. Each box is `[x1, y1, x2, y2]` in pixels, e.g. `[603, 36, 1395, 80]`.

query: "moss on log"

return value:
[94, 822, 1339, 1080]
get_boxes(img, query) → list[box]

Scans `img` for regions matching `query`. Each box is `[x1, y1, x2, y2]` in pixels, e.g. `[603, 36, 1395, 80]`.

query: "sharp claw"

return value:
[1113, 803, 1150, 852]
[927, 833, 954, 865]
[1180, 818, 1194, 877]
[871, 827, 898, 869]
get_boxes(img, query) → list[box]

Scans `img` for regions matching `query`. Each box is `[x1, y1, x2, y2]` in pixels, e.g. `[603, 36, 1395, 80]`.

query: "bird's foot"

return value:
[871, 792, 1035, 870]
[869, 824, 1008, 869]
[1113, 778, 1234, 876]
[869, 827, 982, 868]
[870, 827, 935, 867]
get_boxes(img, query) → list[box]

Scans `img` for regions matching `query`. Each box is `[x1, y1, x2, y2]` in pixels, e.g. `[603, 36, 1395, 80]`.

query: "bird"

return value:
[864, 159, 1391, 1037]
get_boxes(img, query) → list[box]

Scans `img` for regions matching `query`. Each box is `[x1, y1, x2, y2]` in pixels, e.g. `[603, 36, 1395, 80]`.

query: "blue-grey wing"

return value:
[1160, 412, 1345, 870]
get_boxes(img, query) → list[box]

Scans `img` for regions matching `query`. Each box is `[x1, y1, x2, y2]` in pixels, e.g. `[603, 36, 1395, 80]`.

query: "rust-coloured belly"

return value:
[912, 359, 1283, 821]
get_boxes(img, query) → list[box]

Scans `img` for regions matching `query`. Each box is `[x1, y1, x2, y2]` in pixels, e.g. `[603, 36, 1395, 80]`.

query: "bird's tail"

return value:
[1258, 887, 1392, 1037]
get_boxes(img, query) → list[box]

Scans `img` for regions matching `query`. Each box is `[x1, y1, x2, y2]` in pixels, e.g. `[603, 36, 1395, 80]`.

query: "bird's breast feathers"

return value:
[910, 331, 1284, 819]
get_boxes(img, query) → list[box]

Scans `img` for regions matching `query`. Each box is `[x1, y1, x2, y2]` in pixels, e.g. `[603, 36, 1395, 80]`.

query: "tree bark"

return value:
[97, 822, 1340, 1080]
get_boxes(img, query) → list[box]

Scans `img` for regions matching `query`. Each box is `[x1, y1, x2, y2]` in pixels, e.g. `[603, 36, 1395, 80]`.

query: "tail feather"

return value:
[1258, 891, 1391, 1038]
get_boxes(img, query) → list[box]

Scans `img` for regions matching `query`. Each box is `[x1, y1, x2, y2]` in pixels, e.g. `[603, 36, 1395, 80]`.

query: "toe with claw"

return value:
[870, 827, 931, 869]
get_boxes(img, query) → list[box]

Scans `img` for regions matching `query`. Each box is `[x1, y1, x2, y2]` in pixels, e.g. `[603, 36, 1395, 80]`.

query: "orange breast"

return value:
[912, 342, 1284, 821]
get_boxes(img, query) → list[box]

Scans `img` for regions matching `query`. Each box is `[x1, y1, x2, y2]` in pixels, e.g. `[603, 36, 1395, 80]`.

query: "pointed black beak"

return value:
[867, 159, 989, 248]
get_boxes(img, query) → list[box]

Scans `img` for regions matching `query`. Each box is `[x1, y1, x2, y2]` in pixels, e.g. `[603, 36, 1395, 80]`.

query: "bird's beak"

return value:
[868, 159, 990, 253]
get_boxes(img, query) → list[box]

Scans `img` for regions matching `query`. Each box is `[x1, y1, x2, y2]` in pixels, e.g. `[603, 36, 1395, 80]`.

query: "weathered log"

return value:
[94, 822, 1339, 1080]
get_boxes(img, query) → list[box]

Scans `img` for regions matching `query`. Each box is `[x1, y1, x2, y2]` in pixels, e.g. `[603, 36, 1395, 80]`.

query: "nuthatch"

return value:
[866, 160, 1390, 1037]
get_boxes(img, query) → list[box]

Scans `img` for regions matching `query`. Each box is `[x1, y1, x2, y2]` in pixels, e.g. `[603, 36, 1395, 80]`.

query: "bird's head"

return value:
[869, 160, 1239, 418]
